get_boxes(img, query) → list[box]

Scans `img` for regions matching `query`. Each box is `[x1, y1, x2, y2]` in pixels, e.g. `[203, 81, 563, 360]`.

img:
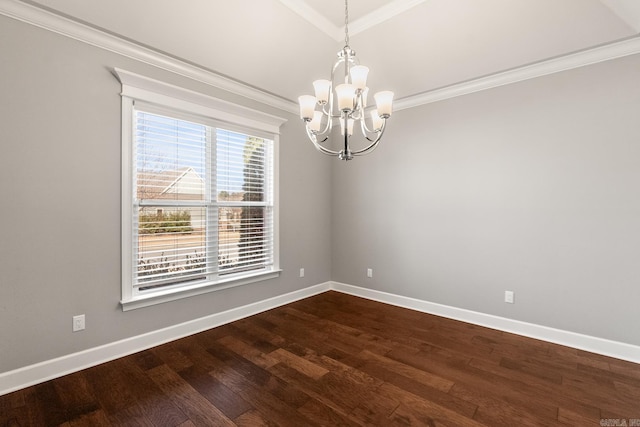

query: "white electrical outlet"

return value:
[299, 268, 305, 278]
[367, 268, 373, 278]
[504, 291, 515, 304]
[73, 314, 85, 332]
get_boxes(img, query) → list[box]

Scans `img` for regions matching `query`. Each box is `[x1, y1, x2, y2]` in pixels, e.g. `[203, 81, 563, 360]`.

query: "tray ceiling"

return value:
[9, 0, 640, 106]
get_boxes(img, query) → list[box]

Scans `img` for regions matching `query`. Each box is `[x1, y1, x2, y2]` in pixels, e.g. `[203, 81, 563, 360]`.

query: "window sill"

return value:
[120, 269, 281, 311]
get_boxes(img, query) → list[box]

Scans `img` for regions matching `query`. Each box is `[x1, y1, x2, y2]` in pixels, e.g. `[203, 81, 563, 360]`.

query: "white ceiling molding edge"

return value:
[278, 0, 428, 41]
[114, 68, 288, 135]
[348, 0, 429, 38]
[395, 36, 640, 112]
[600, 0, 640, 32]
[0, 0, 299, 114]
[277, 0, 339, 41]
[2, 1, 639, 116]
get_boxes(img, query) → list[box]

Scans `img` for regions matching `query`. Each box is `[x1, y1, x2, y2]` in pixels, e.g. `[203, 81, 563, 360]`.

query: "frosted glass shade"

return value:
[371, 111, 384, 131]
[335, 84, 356, 111]
[309, 111, 323, 132]
[313, 79, 331, 104]
[350, 66, 369, 90]
[374, 91, 394, 117]
[298, 95, 317, 120]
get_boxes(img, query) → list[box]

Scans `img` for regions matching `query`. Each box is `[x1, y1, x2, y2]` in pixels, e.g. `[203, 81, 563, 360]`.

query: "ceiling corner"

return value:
[349, 0, 428, 37]
[278, 0, 429, 41]
[600, 0, 640, 32]
[277, 0, 341, 40]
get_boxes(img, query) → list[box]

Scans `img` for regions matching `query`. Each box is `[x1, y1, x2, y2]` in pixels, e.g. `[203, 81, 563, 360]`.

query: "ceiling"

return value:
[17, 0, 640, 106]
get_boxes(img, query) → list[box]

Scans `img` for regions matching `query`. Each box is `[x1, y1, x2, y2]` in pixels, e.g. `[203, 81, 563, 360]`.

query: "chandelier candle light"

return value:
[298, 0, 394, 161]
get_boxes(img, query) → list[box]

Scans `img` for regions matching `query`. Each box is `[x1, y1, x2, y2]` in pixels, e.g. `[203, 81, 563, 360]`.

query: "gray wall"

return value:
[332, 54, 640, 346]
[0, 15, 332, 373]
[2, 11, 639, 377]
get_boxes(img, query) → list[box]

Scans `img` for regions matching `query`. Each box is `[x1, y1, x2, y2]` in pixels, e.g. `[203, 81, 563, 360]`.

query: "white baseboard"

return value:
[0, 282, 331, 396]
[2, 280, 639, 396]
[330, 281, 640, 364]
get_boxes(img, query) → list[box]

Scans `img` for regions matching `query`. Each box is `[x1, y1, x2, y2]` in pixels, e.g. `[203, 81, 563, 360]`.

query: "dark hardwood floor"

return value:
[2, 291, 639, 426]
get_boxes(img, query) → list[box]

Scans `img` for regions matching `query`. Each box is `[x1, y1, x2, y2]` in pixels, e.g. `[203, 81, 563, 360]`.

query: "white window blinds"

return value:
[133, 109, 274, 291]
[216, 129, 274, 276]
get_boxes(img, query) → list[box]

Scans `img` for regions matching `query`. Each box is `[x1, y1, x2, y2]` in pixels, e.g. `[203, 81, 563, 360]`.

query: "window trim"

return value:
[115, 68, 286, 311]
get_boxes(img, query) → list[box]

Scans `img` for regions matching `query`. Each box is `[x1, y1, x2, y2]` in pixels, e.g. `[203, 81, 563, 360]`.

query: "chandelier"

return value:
[298, 0, 394, 161]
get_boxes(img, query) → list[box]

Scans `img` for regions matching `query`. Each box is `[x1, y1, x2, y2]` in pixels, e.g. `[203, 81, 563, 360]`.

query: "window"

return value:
[117, 69, 285, 310]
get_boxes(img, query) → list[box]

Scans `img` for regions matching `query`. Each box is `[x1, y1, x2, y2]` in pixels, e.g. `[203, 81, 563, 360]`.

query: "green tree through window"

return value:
[238, 137, 266, 271]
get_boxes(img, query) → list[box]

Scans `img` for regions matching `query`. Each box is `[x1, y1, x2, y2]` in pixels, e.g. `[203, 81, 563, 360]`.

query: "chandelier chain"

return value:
[344, 0, 349, 47]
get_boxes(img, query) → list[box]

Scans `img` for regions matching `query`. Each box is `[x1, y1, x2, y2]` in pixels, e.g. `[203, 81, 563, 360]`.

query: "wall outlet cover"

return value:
[505, 291, 515, 304]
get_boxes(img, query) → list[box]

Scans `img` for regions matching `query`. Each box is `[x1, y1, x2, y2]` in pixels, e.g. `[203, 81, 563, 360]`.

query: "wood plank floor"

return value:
[2, 291, 639, 426]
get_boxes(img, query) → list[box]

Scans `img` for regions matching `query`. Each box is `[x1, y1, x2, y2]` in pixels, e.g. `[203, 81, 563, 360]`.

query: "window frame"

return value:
[116, 68, 286, 311]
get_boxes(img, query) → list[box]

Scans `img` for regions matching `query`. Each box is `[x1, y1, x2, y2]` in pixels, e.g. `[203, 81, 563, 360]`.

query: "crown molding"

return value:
[114, 68, 287, 135]
[2, 1, 639, 117]
[277, 0, 339, 41]
[395, 35, 640, 112]
[278, 0, 427, 41]
[348, 0, 428, 38]
[601, 0, 640, 32]
[0, 0, 299, 114]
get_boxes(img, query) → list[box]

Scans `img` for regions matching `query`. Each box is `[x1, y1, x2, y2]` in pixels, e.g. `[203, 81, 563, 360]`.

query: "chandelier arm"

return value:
[314, 133, 330, 144]
[320, 76, 341, 129]
[316, 109, 333, 135]
[312, 105, 335, 138]
[321, 101, 331, 117]
[305, 126, 340, 156]
[352, 138, 382, 157]
[332, 56, 345, 75]
[351, 121, 386, 156]
[350, 97, 364, 121]
[359, 113, 382, 135]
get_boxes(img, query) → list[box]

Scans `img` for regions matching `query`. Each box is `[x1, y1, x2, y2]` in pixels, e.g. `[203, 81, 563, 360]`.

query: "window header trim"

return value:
[114, 68, 287, 135]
